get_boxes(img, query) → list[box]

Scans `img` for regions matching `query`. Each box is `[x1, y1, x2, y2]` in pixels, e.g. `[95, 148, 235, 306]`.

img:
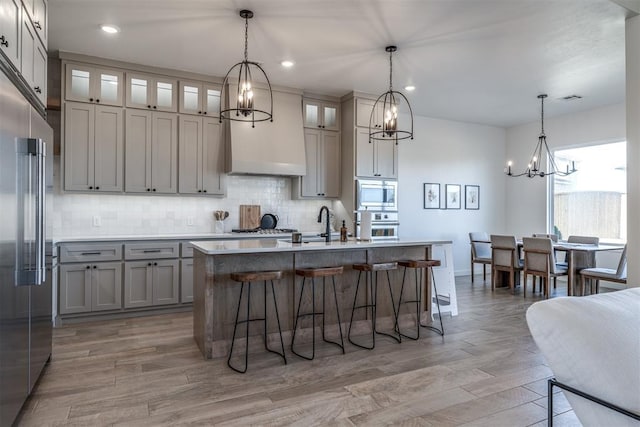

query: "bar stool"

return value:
[291, 266, 345, 360]
[227, 270, 287, 373]
[396, 259, 444, 338]
[348, 262, 401, 349]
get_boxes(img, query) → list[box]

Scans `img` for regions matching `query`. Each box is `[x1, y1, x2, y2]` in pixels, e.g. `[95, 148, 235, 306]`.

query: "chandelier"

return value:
[506, 94, 577, 178]
[219, 10, 273, 127]
[369, 46, 414, 145]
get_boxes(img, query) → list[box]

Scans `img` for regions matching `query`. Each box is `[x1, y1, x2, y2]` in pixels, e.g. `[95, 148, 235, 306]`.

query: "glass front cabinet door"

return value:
[179, 81, 221, 116]
[65, 63, 124, 106]
[126, 73, 178, 112]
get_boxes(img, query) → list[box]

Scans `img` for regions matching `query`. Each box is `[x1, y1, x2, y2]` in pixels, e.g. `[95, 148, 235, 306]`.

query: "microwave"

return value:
[356, 179, 398, 211]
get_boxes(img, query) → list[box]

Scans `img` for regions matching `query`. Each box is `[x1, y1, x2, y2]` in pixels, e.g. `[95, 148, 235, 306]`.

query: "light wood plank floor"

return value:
[18, 276, 586, 426]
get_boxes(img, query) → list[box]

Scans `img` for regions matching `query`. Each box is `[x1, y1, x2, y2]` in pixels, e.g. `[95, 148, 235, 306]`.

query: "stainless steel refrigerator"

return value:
[0, 68, 53, 425]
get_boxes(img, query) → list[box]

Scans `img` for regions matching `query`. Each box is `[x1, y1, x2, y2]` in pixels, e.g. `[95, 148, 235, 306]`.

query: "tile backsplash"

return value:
[53, 175, 336, 238]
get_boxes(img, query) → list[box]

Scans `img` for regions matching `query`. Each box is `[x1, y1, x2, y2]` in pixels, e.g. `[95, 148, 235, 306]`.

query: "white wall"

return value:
[397, 115, 507, 275]
[505, 103, 626, 238]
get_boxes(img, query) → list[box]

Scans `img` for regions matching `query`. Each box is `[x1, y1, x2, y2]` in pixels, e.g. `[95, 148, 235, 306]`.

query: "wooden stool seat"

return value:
[398, 259, 441, 269]
[353, 262, 398, 272]
[231, 270, 282, 282]
[295, 266, 344, 278]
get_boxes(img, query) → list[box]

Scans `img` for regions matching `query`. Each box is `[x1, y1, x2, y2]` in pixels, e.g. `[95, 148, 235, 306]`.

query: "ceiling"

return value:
[49, 0, 633, 128]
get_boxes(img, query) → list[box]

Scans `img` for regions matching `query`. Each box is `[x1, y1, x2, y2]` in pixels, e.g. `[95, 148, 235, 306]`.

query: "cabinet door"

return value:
[91, 262, 122, 311]
[65, 63, 93, 103]
[321, 131, 341, 197]
[124, 109, 152, 192]
[94, 105, 123, 192]
[375, 140, 398, 179]
[301, 128, 320, 197]
[153, 77, 178, 112]
[203, 83, 221, 116]
[303, 99, 321, 129]
[0, 0, 22, 70]
[322, 102, 339, 131]
[178, 115, 202, 194]
[124, 261, 152, 308]
[31, 0, 45, 48]
[64, 102, 95, 191]
[59, 264, 91, 314]
[201, 118, 225, 195]
[94, 68, 123, 106]
[151, 112, 178, 193]
[179, 81, 201, 115]
[32, 39, 45, 104]
[180, 259, 193, 303]
[356, 98, 382, 128]
[152, 259, 179, 305]
[19, 9, 34, 84]
[355, 128, 375, 178]
[126, 73, 151, 110]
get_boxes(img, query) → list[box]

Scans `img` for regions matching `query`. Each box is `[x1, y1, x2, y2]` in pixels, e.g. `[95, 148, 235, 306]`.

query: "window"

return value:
[552, 141, 626, 243]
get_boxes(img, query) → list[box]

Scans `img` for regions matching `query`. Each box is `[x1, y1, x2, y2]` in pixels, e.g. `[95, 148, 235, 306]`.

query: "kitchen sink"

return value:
[278, 235, 339, 243]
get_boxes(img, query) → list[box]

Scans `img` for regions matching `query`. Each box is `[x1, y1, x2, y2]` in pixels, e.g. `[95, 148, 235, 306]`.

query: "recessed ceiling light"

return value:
[281, 60, 294, 68]
[404, 85, 416, 91]
[100, 25, 120, 34]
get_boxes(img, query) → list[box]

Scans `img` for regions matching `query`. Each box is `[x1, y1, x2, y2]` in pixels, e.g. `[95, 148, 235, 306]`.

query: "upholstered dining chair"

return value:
[490, 235, 522, 293]
[567, 235, 600, 267]
[469, 232, 491, 284]
[522, 237, 568, 299]
[579, 244, 627, 295]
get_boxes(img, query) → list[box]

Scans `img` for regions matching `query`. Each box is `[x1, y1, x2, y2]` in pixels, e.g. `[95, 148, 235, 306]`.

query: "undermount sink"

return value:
[279, 235, 339, 243]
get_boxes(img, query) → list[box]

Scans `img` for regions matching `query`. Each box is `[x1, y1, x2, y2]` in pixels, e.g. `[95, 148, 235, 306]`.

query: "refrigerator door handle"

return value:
[35, 138, 46, 285]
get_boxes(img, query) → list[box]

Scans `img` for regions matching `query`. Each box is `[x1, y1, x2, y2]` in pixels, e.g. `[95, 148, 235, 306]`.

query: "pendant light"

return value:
[369, 46, 414, 145]
[506, 94, 577, 178]
[219, 9, 273, 127]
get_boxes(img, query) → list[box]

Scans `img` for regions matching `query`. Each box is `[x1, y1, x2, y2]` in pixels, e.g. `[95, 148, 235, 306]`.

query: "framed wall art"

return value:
[465, 185, 480, 210]
[423, 183, 440, 209]
[445, 184, 461, 209]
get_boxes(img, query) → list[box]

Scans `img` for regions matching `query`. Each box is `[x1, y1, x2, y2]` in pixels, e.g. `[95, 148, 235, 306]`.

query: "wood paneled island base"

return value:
[191, 238, 452, 359]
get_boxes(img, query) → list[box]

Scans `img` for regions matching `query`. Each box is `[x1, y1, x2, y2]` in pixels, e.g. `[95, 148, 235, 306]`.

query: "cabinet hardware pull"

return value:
[96, 99, 100, 103]
[203, 111, 207, 115]
[153, 106, 157, 109]
[95, 186, 100, 190]
[89, 186, 93, 189]
[93, 265, 97, 269]
[147, 105, 151, 109]
[146, 188, 151, 191]
[152, 188, 156, 192]
[0, 36, 8, 47]
[81, 252, 101, 255]
[198, 111, 202, 114]
[90, 98, 94, 102]
[143, 249, 161, 253]
[86, 265, 90, 269]
[34, 21, 42, 30]
[148, 262, 152, 266]
[203, 189, 207, 193]
[198, 190, 202, 193]
[34, 87, 42, 94]
[154, 262, 158, 266]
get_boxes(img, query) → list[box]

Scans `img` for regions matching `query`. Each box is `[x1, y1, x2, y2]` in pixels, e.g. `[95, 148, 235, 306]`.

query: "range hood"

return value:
[227, 87, 307, 176]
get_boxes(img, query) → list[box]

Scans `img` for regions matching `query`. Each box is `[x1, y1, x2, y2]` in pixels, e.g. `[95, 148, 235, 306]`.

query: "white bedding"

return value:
[526, 288, 640, 426]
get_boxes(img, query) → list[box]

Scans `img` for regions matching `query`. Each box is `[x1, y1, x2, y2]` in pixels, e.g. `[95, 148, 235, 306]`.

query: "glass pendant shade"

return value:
[219, 10, 273, 127]
[506, 94, 577, 178]
[369, 46, 414, 144]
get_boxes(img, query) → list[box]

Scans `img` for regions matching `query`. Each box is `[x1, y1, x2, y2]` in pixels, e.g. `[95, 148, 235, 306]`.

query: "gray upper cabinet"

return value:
[178, 115, 225, 195]
[126, 73, 178, 112]
[20, 6, 46, 105]
[179, 80, 221, 116]
[23, 0, 46, 48]
[303, 98, 339, 131]
[355, 127, 397, 178]
[298, 128, 340, 198]
[64, 102, 124, 192]
[125, 110, 178, 194]
[356, 97, 384, 129]
[65, 63, 124, 106]
[0, 0, 22, 70]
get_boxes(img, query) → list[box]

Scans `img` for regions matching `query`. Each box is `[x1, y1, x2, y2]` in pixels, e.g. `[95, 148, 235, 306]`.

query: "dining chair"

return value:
[490, 235, 523, 293]
[567, 235, 600, 267]
[522, 237, 568, 299]
[469, 232, 491, 284]
[579, 244, 627, 295]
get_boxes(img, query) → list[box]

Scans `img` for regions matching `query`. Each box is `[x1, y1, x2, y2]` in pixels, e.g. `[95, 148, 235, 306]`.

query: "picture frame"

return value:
[423, 183, 440, 209]
[465, 185, 480, 210]
[445, 184, 461, 209]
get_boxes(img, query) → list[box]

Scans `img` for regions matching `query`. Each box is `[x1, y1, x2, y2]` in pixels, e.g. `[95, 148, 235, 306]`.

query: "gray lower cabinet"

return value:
[59, 262, 122, 314]
[124, 259, 179, 308]
[180, 258, 193, 303]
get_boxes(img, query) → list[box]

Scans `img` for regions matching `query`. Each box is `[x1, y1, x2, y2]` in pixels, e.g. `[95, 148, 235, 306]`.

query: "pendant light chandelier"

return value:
[506, 94, 577, 178]
[369, 46, 414, 145]
[219, 9, 273, 127]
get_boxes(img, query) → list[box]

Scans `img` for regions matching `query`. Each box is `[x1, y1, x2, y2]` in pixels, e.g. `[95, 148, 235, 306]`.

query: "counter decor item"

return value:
[359, 210, 372, 241]
[445, 184, 461, 209]
[239, 205, 261, 229]
[214, 210, 229, 233]
[340, 220, 348, 242]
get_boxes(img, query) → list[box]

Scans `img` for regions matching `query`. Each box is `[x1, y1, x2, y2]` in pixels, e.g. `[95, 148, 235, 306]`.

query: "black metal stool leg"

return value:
[348, 270, 375, 349]
[227, 282, 247, 373]
[396, 266, 421, 340]
[320, 276, 345, 353]
[331, 275, 345, 353]
[291, 277, 315, 360]
[420, 266, 444, 336]
[373, 270, 401, 343]
[263, 280, 287, 364]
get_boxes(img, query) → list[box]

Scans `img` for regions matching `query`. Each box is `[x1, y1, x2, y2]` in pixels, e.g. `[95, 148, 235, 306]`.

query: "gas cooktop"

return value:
[231, 228, 298, 234]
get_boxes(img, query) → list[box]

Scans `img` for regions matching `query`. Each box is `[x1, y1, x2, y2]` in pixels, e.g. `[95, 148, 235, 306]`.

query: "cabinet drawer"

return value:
[59, 243, 122, 263]
[181, 242, 194, 258]
[124, 242, 179, 260]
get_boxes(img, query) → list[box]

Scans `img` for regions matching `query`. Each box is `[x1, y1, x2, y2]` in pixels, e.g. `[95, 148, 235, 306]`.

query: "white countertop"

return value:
[55, 231, 336, 244]
[190, 238, 451, 255]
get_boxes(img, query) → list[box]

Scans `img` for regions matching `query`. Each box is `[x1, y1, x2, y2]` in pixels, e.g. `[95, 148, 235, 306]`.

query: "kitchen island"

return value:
[191, 238, 453, 359]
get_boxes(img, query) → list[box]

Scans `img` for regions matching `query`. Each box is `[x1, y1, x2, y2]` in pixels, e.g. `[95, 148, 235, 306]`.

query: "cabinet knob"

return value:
[146, 188, 151, 192]
[86, 265, 90, 269]
[318, 125, 321, 128]
[89, 186, 93, 190]
[95, 186, 100, 190]
[148, 262, 152, 266]
[203, 189, 207, 193]
[34, 21, 42, 30]
[198, 111, 202, 115]
[197, 190, 202, 193]
[147, 105, 152, 109]
[93, 265, 97, 269]
[154, 262, 158, 266]
[152, 188, 156, 192]
[96, 99, 100, 103]
[0, 36, 8, 47]
[153, 106, 157, 109]
[34, 87, 42, 94]
[90, 98, 94, 102]
[203, 111, 207, 115]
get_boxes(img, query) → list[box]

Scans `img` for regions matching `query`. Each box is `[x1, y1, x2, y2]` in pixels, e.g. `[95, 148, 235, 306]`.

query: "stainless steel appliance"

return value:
[356, 179, 398, 212]
[0, 68, 53, 426]
[355, 211, 399, 240]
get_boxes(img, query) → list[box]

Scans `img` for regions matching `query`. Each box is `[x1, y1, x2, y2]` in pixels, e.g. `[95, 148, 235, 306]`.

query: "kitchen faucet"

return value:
[317, 205, 331, 243]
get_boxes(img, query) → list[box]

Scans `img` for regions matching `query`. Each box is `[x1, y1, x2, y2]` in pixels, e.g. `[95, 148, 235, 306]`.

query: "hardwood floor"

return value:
[18, 275, 585, 426]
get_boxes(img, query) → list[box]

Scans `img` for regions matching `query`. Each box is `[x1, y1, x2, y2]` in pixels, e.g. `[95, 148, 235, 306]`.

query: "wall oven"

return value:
[355, 211, 399, 240]
[356, 179, 398, 212]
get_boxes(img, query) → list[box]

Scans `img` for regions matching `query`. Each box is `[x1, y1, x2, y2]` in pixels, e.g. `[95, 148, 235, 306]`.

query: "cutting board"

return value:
[239, 205, 261, 229]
